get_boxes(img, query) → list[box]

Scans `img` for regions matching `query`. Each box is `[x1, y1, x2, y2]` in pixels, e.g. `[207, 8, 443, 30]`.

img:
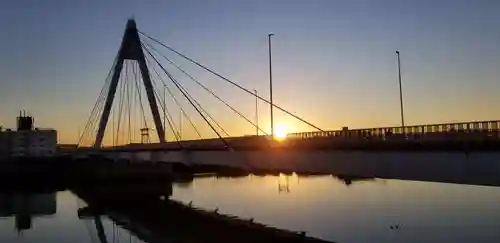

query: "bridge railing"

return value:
[286, 120, 500, 141]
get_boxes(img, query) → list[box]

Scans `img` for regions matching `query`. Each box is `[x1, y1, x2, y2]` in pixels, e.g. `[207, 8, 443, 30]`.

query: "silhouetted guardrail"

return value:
[288, 120, 500, 141]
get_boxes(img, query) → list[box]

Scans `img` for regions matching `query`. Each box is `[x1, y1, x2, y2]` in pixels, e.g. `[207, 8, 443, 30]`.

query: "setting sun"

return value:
[274, 124, 288, 140]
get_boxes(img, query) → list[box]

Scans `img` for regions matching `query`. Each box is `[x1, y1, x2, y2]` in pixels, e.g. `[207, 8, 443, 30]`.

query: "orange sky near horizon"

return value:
[1, 1, 500, 145]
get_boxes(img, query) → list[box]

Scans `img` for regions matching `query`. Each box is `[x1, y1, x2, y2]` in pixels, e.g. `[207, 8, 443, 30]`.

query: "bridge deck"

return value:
[73, 120, 500, 152]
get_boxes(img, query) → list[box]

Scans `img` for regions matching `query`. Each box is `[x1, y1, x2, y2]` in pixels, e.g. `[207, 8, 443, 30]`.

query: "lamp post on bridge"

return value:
[179, 110, 182, 140]
[396, 50, 405, 134]
[268, 33, 275, 138]
[254, 89, 259, 136]
[163, 85, 167, 141]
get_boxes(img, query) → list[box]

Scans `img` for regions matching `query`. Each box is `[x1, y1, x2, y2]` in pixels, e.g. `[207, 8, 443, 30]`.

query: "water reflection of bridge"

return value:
[0, 166, 498, 243]
[74, 182, 332, 243]
[73, 170, 500, 243]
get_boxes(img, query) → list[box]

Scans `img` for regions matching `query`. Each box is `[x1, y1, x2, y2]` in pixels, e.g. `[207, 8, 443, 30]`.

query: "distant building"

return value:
[0, 111, 57, 159]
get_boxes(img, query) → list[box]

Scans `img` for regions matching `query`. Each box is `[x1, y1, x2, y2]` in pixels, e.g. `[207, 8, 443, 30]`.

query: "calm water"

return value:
[1, 175, 500, 243]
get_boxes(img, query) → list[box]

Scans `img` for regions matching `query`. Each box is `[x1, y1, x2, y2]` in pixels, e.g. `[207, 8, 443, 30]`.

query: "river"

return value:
[0, 174, 499, 243]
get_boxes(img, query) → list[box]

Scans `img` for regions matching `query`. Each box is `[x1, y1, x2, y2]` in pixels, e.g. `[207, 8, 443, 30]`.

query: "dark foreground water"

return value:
[1, 175, 500, 243]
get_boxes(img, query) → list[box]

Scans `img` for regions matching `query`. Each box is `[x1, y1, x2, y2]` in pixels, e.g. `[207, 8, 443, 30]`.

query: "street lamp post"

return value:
[179, 110, 182, 140]
[163, 85, 167, 142]
[268, 33, 275, 137]
[254, 89, 259, 135]
[396, 50, 405, 133]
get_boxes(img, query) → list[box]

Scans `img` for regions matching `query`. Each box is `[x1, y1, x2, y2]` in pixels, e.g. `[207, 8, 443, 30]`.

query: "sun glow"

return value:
[274, 124, 288, 140]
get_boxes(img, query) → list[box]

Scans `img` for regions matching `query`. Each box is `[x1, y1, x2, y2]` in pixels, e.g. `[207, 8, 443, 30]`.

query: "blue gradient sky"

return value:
[1, 0, 499, 144]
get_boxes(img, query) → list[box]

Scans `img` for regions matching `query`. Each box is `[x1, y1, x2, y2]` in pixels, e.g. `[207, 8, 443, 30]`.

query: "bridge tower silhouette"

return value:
[78, 19, 324, 148]
[94, 19, 165, 147]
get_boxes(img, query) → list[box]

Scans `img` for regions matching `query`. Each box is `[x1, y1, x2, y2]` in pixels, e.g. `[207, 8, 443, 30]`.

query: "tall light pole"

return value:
[163, 85, 167, 142]
[254, 89, 259, 135]
[179, 110, 182, 140]
[268, 33, 275, 137]
[77, 127, 80, 145]
[396, 50, 405, 133]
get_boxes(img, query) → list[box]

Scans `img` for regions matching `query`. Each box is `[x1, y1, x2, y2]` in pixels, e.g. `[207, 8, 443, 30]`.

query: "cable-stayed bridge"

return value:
[74, 19, 500, 180]
[78, 18, 322, 148]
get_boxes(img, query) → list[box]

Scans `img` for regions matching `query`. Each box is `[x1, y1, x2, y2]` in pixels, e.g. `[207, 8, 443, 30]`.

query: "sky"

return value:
[1, 0, 500, 145]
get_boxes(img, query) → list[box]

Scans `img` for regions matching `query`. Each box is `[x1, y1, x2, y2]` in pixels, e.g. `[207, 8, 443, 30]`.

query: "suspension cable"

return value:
[151, 66, 202, 139]
[146, 58, 182, 143]
[144, 46, 230, 148]
[112, 82, 117, 146]
[85, 54, 120, 146]
[173, 76, 230, 137]
[131, 64, 136, 142]
[81, 76, 111, 146]
[145, 46, 230, 138]
[141, 43, 230, 138]
[143, 40, 265, 136]
[132, 61, 148, 130]
[139, 30, 324, 132]
[115, 68, 126, 145]
[146, 62, 184, 145]
[79, 80, 107, 145]
[143, 41, 230, 137]
[78, 54, 118, 146]
[151, 82, 182, 143]
[126, 61, 132, 143]
[145, 52, 210, 139]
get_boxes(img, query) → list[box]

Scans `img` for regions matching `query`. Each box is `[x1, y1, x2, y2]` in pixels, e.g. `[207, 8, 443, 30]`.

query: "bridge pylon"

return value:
[94, 19, 165, 147]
